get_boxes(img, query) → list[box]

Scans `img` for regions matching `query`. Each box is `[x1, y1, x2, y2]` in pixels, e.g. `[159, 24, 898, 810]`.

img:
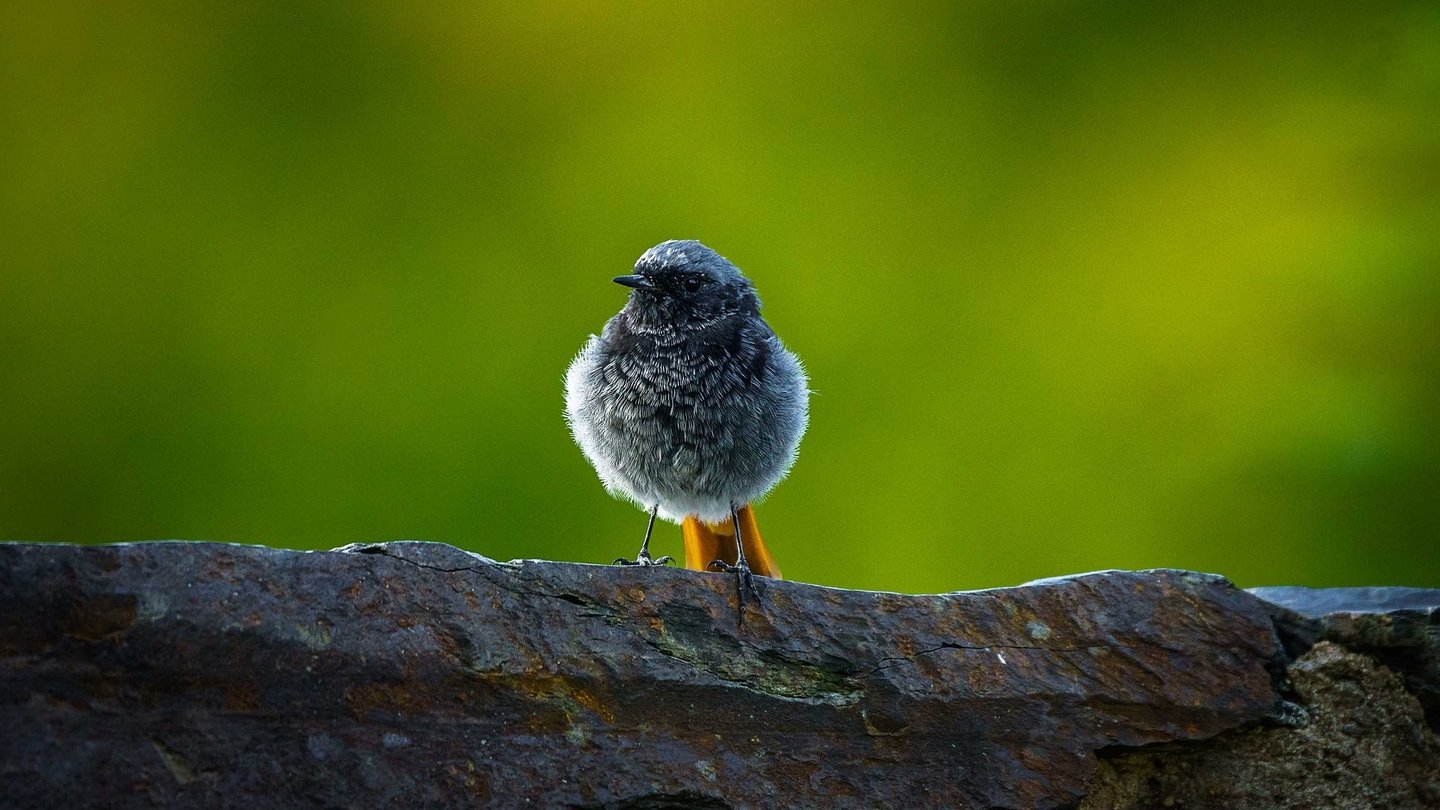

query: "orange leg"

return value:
[681, 504, 783, 579]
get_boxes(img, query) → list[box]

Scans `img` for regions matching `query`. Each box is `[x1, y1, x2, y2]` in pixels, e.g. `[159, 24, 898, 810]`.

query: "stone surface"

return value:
[1081, 641, 1440, 809]
[0, 542, 1291, 809]
[1250, 586, 1440, 617]
[1251, 585, 1440, 730]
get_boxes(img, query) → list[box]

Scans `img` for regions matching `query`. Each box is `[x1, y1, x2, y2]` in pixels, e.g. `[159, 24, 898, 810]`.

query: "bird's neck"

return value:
[619, 303, 719, 336]
[619, 291, 760, 337]
[617, 308, 730, 340]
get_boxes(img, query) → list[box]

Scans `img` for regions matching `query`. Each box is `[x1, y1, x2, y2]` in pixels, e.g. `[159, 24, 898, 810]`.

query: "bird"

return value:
[564, 240, 808, 615]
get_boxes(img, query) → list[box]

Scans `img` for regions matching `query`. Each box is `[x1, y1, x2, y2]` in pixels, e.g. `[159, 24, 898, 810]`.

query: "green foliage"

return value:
[3, 2, 1437, 591]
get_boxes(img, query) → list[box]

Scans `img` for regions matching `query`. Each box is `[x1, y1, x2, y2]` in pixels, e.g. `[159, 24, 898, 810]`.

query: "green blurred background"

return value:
[3, 2, 1438, 593]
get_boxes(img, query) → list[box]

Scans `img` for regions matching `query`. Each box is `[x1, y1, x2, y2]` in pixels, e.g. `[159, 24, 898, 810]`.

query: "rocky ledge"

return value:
[0, 541, 1435, 809]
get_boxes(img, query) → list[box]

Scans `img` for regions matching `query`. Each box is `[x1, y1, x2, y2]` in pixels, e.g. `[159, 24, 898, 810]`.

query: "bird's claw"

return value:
[707, 559, 759, 626]
[614, 552, 673, 567]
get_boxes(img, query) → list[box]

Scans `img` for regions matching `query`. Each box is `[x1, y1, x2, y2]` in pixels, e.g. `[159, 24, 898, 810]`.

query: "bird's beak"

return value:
[613, 274, 654, 290]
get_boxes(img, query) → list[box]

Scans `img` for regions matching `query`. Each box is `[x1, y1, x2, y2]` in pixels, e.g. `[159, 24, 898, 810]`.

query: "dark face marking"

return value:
[620, 241, 761, 330]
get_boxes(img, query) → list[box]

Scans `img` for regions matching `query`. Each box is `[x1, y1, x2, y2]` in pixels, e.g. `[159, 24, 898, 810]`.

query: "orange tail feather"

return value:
[681, 505, 783, 579]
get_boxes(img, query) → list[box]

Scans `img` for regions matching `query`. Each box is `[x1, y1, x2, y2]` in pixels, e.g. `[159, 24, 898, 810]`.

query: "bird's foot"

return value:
[707, 559, 760, 626]
[613, 551, 673, 567]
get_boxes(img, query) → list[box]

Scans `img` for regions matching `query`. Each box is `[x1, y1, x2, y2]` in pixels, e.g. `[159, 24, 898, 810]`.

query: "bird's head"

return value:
[614, 240, 760, 328]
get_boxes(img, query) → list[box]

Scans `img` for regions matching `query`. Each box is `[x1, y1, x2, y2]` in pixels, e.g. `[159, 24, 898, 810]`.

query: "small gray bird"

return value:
[565, 240, 808, 602]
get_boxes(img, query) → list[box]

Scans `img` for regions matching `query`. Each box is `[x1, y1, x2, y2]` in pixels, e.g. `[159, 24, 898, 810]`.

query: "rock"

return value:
[1081, 642, 1440, 809]
[1250, 586, 1440, 616]
[1249, 585, 1440, 730]
[0, 542, 1341, 809]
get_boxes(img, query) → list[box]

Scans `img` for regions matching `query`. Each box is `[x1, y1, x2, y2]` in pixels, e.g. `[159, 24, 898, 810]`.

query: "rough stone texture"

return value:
[1081, 641, 1440, 809]
[1251, 585, 1440, 731]
[0, 541, 1291, 809]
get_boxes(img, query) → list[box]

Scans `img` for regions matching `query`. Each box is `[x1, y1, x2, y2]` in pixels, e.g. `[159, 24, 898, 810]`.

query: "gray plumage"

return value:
[565, 240, 808, 524]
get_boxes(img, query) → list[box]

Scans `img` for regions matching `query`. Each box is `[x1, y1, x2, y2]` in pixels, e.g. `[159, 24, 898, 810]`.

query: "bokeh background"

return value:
[3, 2, 1438, 593]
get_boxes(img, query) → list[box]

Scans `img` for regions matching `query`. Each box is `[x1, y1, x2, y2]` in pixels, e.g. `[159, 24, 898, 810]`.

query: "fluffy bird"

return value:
[565, 240, 808, 602]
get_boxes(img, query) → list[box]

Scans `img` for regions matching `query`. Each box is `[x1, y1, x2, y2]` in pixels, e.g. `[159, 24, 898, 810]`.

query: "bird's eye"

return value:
[682, 275, 705, 292]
